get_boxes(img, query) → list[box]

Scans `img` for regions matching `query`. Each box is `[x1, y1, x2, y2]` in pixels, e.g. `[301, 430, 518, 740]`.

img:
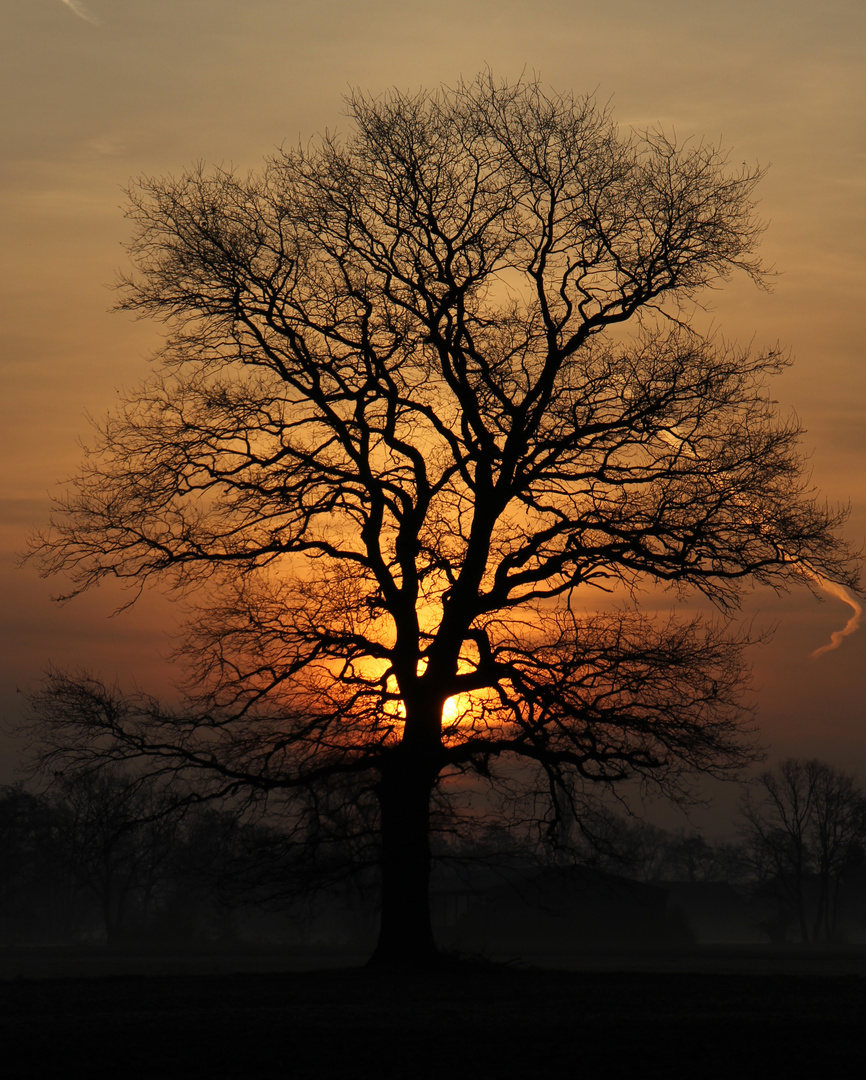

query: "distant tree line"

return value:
[0, 769, 370, 948]
[2, 757, 865, 949]
[557, 758, 866, 945]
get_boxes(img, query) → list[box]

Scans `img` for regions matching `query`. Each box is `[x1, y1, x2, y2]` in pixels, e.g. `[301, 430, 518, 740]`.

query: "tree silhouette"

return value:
[28, 74, 857, 965]
[0, 785, 61, 940]
[46, 768, 183, 943]
[741, 758, 866, 942]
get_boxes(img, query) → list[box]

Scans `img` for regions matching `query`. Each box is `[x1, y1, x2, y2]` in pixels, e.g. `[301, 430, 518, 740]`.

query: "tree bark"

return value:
[369, 744, 440, 967]
[813, 872, 829, 944]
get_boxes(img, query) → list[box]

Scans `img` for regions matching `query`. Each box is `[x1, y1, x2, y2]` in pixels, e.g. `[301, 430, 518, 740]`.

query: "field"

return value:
[2, 948, 865, 1078]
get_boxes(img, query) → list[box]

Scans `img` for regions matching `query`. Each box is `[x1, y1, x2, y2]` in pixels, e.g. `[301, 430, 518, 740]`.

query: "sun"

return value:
[441, 691, 487, 731]
[442, 695, 461, 725]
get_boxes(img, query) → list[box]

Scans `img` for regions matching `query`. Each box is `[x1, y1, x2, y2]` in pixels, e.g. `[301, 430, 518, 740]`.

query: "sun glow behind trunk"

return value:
[381, 666, 491, 738]
[442, 695, 462, 725]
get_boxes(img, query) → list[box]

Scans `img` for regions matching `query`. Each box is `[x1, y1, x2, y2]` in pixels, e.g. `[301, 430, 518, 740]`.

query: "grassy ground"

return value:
[2, 954, 865, 1078]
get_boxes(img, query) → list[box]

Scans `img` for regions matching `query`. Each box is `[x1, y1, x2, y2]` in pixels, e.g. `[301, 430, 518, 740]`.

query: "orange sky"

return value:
[2, 1, 864, 824]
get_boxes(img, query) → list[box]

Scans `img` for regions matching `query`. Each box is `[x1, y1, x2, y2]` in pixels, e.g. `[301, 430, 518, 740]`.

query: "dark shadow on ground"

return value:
[2, 951, 865, 1078]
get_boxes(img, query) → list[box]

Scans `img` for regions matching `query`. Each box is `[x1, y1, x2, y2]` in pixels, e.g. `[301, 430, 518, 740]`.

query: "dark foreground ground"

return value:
[3, 950, 865, 1078]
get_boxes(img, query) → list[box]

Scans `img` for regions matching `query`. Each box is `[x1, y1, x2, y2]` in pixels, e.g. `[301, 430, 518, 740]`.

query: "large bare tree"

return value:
[28, 74, 857, 964]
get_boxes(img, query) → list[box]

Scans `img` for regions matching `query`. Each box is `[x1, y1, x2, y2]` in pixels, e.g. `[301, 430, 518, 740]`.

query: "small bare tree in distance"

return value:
[27, 73, 858, 965]
[741, 758, 866, 942]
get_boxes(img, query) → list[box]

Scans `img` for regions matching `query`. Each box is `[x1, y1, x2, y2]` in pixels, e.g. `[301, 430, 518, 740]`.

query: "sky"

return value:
[1, 0, 864, 827]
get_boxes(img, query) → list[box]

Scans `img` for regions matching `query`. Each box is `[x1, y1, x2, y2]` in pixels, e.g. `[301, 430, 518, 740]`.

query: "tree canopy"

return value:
[28, 73, 858, 964]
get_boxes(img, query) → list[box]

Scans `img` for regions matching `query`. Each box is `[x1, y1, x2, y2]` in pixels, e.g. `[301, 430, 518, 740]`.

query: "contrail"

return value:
[805, 572, 863, 659]
[60, 0, 99, 25]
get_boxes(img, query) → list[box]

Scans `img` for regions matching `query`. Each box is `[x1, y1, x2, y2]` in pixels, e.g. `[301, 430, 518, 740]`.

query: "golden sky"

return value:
[1, 0, 864, 812]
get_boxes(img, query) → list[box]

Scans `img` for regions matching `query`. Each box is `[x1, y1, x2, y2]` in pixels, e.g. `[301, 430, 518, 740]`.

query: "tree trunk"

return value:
[828, 873, 842, 942]
[813, 872, 829, 944]
[796, 888, 811, 944]
[369, 746, 440, 967]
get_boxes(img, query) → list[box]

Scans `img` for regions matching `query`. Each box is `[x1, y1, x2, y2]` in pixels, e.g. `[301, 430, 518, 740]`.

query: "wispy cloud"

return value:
[60, 0, 100, 26]
[808, 576, 863, 658]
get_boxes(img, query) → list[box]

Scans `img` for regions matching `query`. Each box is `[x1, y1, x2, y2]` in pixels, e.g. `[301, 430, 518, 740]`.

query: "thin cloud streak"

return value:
[808, 575, 863, 659]
[60, 0, 100, 26]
